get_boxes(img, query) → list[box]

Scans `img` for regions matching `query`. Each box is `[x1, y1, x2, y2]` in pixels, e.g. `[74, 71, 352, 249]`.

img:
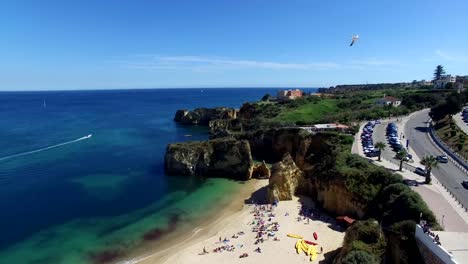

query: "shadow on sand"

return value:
[244, 186, 269, 205]
[319, 247, 341, 264]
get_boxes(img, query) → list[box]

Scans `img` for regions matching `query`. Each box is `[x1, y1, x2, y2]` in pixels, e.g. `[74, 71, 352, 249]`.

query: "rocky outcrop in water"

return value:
[174, 107, 237, 125]
[164, 138, 253, 180]
[267, 153, 305, 202]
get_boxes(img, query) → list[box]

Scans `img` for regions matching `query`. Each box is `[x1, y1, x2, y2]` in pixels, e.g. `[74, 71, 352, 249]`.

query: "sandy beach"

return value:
[129, 179, 345, 264]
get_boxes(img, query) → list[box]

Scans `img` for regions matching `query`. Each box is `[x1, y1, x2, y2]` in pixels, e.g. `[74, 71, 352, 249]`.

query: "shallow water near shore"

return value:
[0, 88, 316, 263]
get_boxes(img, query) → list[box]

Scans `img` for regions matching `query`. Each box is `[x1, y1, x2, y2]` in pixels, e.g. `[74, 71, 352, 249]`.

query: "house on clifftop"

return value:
[375, 96, 402, 107]
[277, 89, 303, 101]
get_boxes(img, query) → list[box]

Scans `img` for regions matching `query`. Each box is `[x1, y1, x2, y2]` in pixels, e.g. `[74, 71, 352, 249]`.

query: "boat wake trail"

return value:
[0, 134, 92, 162]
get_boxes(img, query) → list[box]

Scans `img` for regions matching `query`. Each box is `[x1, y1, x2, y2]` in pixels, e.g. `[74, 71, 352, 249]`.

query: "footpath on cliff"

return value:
[352, 111, 468, 262]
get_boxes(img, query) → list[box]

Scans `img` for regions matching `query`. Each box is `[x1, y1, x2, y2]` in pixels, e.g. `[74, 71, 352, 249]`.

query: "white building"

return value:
[375, 96, 402, 107]
[434, 75, 456, 89]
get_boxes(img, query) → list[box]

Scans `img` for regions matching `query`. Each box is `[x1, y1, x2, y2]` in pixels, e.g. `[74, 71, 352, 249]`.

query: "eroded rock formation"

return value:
[251, 161, 271, 179]
[164, 138, 253, 180]
[267, 153, 305, 202]
[174, 107, 237, 125]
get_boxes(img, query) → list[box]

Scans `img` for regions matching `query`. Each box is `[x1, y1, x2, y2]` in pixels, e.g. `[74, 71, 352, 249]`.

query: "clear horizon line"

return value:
[0, 86, 326, 92]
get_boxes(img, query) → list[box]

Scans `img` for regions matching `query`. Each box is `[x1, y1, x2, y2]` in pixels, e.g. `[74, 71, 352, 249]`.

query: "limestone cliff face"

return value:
[267, 154, 305, 202]
[209, 118, 243, 134]
[164, 138, 253, 180]
[315, 182, 366, 218]
[174, 107, 237, 126]
[234, 128, 313, 166]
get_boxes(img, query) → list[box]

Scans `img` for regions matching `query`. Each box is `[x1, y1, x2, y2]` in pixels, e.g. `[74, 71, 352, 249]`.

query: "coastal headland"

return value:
[128, 86, 455, 264]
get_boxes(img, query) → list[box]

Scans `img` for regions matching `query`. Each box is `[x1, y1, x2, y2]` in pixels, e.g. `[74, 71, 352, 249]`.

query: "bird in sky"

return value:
[350, 35, 360, 46]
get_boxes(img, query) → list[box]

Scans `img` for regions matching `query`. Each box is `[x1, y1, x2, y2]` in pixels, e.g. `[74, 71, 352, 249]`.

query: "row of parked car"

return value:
[462, 108, 468, 123]
[386, 123, 412, 161]
[361, 120, 381, 157]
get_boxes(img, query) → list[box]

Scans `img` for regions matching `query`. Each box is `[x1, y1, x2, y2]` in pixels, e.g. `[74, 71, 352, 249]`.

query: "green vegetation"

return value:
[239, 87, 454, 129]
[337, 220, 385, 263]
[433, 65, 446, 81]
[434, 116, 468, 159]
[396, 149, 408, 171]
[338, 154, 403, 203]
[430, 91, 465, 121]
[274, 98, 339, 124]
[308, 134, 438, 263]
[342, 250, 378, 264]
[420, 155, 438, 184]
[374, 142, 386, 161]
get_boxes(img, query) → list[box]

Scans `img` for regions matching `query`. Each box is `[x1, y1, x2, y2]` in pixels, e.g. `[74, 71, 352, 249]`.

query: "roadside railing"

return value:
[427, 120, 468, 175]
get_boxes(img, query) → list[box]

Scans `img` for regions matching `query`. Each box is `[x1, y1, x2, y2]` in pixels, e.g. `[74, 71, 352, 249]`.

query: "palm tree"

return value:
[396, 149, 408, 171]
[421, 155, 439, 184]
[375, 142, 386, 161]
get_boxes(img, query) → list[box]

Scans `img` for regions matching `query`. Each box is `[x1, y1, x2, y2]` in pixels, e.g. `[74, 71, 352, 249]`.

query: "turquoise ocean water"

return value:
[0, 88, 316, 263]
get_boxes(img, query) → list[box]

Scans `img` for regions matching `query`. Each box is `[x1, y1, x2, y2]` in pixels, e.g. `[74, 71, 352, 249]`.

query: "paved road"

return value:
[373, 119, 418, 172]
[373, 109, 468, 209]
[406, 110, 468, 208]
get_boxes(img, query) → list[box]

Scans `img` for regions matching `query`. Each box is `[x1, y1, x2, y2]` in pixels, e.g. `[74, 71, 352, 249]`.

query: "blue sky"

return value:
[1, 0, 467, 90]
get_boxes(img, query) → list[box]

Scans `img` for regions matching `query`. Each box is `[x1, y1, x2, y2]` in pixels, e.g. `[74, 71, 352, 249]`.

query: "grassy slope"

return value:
[435, 116, 468, 159]
[274, 99, 339, 123]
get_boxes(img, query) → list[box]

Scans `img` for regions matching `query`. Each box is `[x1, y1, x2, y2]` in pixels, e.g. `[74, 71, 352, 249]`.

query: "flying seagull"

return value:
[350, 35, 359, 46]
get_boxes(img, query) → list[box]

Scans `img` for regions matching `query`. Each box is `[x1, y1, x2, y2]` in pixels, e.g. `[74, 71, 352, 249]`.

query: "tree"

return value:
[429, 94, 463, 121]
[343, 250, 378, 264]
[421, 155, 439, 184]
[433, 65, 446, 81]
[445, 94, 463, 119]
[375, 142, 386, 161]
[396, 149, 408, 171]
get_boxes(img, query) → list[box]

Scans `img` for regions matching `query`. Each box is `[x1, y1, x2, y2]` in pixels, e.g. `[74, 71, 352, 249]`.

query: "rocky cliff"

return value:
[314, 181, 366, 218]
[267, 153, 305, 202]
[209, 118, 243, 134]
[174, 107, 237, 125]
[164, 138, 253, 180]
[164, 126, 374, 218]
[235, 128, 367, 218]
[251, 161, 271, 179]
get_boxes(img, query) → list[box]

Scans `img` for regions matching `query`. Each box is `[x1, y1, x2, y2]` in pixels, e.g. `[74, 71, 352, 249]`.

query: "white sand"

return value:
[134, 180, 346, 264]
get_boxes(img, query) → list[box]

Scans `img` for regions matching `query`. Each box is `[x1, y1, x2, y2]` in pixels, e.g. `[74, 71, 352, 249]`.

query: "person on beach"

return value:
[320, 247, 323, 253]
[219, 236, 221, 242]
[203, 247, 208, 254]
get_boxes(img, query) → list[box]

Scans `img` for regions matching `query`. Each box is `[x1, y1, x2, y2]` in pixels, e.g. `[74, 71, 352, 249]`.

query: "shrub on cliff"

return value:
[337, 154, 403, 203]
[336, 220, 386, 263]
[342, 250, 378, 264]
[367, 183, 437, 228]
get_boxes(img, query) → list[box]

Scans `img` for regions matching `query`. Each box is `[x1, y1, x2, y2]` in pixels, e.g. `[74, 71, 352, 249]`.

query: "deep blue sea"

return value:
[0, 88, 316, 263]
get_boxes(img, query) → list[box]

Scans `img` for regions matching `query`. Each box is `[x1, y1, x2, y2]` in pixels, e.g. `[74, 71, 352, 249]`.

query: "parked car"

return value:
[415, 167, 426, 176]
[403, 154, 412, 162]
[436, 155, 448, 163]
[366, 150, 380, 157]
[462, 181, 468, 190]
